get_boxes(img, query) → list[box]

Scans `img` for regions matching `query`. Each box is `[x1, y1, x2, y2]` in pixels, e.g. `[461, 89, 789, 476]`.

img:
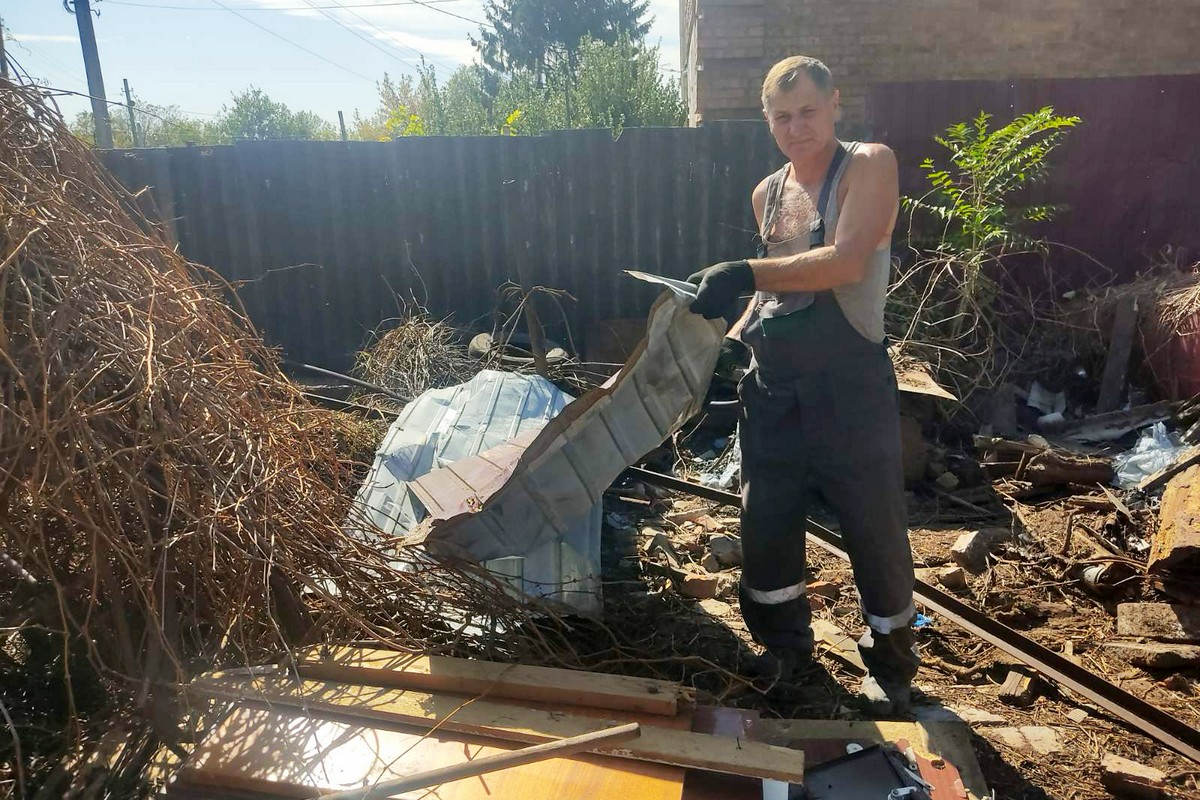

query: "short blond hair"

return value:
[761, 56, 834, 107]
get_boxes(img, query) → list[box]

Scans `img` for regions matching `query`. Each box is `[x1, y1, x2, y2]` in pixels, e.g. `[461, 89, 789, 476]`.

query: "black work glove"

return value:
[687, 260, 755, 322]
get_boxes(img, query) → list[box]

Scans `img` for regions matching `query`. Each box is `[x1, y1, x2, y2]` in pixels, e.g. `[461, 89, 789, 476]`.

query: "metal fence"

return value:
[100, 123, 781, 370]
[867, 74, 1200, 284]
[99, 76, 1200, 369]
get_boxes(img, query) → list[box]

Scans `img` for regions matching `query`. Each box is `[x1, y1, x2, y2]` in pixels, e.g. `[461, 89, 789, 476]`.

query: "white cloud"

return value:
[9, 34, 79, 44]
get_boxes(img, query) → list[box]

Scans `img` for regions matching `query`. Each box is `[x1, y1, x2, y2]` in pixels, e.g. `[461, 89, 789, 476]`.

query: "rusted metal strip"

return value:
[626, 466, 1200, 764]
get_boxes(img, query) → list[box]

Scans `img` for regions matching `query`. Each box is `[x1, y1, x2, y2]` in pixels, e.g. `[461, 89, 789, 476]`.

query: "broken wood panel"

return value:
[1100, 752, 1168, 799]
[295, 648, 684, 717]
[175, 705, 685, 800]
[188, 678, 805, 783]
[1097, 296, 1138, 412]
[1116, 602, 1200, 642]
[1149, 464, 1200, 574]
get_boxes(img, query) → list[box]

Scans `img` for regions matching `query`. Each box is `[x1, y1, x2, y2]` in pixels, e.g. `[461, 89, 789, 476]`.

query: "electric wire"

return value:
[208, 0, 376, 81]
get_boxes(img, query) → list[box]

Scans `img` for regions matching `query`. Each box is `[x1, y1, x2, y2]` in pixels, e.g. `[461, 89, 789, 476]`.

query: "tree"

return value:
[69, 101, 220, 147]
[570, 34, 683, 131]
[358, 38, 682, 138]
[217, 87, 335, 142]
[472, 0, 650, 83]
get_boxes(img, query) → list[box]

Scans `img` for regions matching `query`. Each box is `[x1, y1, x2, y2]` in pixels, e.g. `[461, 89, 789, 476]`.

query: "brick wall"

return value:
[683, 0, 1200, 130]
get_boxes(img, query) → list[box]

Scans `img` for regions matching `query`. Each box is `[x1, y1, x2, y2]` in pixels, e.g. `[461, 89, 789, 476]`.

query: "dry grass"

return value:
[0, 80, 592, 797]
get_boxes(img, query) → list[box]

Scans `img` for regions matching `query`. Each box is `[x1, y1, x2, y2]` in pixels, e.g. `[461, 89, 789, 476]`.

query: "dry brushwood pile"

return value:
[0, 82, 571, 796]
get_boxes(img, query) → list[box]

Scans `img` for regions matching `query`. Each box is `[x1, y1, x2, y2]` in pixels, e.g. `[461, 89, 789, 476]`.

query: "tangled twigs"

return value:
[0, 80, 585, 794]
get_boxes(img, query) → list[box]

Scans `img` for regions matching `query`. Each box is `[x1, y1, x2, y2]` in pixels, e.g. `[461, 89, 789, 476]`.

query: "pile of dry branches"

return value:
[0, 81, 567, 795]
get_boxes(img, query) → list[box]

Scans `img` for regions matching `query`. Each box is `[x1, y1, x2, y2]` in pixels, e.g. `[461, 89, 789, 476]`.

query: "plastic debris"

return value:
[1113, 422, 1187, 488]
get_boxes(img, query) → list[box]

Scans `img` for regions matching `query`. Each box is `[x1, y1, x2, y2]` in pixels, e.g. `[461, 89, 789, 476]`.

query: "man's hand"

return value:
[688, 260, 755, 321]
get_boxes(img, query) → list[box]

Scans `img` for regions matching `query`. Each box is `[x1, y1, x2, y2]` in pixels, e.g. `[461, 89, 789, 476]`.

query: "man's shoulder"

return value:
[849, 141, 896, 165]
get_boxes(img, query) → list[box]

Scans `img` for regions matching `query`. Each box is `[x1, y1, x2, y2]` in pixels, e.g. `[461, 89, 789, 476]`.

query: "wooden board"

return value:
[190, 677, 805, 783]
[1097, 295, 1137, 413]
[296, 648, 684, 716]
[175, 705, 684, 800]
[1150, 464, 1200, 571]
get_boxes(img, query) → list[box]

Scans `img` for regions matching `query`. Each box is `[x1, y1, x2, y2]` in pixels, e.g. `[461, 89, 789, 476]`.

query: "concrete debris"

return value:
[1066, 708, 1089, 724]
[701, 553, 721, 573]
[937, 565, 968, 591]
[950, 528, 1010, 573]
[934, 470, 960, 491]
[912, 705, 1007, 725]
[707, 534, 743, 568]
[991, 726, 1062, 756]
[679, 571, 721, 600]
[807, 580, 840, 601]
[1116, 602, 1200, 642]
[1100, 752, 1168, 799]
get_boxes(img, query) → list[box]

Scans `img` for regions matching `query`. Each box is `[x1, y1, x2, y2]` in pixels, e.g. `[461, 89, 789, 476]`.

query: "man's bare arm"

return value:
[748, 145, 898, 293]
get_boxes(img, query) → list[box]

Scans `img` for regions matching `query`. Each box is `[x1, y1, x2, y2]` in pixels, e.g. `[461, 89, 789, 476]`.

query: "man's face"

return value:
[764, 76, 839, 162]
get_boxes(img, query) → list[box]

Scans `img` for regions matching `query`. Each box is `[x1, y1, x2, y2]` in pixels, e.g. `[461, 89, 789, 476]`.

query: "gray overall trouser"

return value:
[737, 292, 919, 686]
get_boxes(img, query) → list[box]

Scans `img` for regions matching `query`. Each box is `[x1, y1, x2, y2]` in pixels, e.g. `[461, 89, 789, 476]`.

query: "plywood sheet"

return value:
[176, 706, 684, 800]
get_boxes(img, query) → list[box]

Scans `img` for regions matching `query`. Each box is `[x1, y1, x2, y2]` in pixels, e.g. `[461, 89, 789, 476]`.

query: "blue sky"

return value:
[3, 0, 682, 124]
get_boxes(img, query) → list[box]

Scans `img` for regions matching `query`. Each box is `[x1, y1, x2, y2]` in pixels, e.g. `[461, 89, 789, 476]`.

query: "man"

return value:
[688, 56, 918, 714]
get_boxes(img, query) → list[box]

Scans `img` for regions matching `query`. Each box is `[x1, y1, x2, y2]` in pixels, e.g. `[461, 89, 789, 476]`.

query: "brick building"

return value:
[679, 0, 1200, 130]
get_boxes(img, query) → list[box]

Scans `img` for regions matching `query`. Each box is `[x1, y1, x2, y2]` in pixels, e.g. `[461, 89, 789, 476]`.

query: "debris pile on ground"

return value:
[0, 81, 574, 797]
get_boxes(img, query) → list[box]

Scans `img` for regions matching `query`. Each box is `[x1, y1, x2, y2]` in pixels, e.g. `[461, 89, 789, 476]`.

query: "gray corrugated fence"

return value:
[100, 123, 781, 370]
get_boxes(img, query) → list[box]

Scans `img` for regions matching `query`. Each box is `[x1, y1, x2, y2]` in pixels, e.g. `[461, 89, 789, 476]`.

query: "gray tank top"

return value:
[745, 141, 891, 344]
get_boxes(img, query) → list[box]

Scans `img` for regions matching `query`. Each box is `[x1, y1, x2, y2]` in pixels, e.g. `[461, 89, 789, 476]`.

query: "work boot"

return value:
[741, 646, 811, 684]
[856, 673, 913, 716]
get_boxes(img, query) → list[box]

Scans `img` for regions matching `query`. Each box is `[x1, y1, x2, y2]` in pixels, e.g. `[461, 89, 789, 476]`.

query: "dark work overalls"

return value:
[737, 142, 919, 687]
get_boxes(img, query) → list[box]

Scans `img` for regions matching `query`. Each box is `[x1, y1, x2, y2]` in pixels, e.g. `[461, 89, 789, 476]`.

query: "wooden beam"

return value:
[188, 677, 805, 783]
[316, 722, 642, 800]
[1097, 296, 1138, 413]
[295, 647, 685, 717]
[1139, 447, 1200, 495]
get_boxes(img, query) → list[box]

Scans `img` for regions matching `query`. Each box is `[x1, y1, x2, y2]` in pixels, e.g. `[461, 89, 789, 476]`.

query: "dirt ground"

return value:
[593, 480, 1200, 800]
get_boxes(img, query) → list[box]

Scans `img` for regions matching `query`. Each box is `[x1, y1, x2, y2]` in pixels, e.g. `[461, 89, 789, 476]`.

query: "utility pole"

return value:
[67, 0, 113, 148]
[337, 110, 347, 141]
[123, 78, 139, 147]
[0, 15, 9, 81]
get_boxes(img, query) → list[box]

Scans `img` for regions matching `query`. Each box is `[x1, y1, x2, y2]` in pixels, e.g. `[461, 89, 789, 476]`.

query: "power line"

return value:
[297, 0, 422, 74]
[105, 0, 468, 10]
[321, 0, 456, 72]
[208, 0, 376, 81]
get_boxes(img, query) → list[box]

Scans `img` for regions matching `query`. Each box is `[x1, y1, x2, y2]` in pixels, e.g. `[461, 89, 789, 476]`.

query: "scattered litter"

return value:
[1026, 381, 1066, 415]
[1113, 422, 1187, 488]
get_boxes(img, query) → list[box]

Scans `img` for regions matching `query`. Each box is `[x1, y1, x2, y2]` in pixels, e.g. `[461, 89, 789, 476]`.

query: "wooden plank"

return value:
[317, 722, 643, 800]
[177, 705, 684, 800]
[1139, 447, 1200, 494]
[1150, 464, 1200, 572]
[188, 678, 804, 783]
[1116, 602, 1200, 642]
[296, 648, 684, 717]
[1097, 296, 1138, 412]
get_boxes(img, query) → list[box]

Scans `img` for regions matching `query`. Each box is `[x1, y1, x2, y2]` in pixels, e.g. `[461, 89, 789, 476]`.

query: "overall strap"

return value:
[755, 165, 790, 259]
[810, 142, 848, 249]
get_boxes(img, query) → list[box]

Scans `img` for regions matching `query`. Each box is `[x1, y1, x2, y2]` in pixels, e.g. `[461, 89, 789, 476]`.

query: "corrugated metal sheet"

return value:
[406, 283, 725, 605]
[99, 123, 780, 371]
[347, 370, 601, 615]
[866, 74, 1200, 284]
